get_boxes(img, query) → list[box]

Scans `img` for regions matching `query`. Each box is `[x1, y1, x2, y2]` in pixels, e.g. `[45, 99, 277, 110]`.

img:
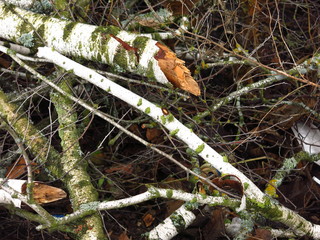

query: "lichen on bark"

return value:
[0, 89, 62, 178]
[50, 79, 106, 239]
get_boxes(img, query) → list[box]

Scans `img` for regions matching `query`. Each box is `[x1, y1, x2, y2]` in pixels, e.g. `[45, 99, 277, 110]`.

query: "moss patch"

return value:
[132, 36, 150, 55]
[63, 22, 77, 41]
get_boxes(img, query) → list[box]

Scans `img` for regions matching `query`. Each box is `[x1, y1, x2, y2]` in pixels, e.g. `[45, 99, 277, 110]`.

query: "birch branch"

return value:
[0, 179, 27, 208]
[35, 187, 320, 239]
[36, 46, 263, 200]
[147, 204, 197, 240]
[195, 53, 320, 120]
[37, 187, 240, 230]
[2, 44, 320, 238]
[34, 47, 320, 238]
[0, 2, 200, 95]
[1, 0, 53, 12]
[0, 87, 62, 179]
[0, 179, 57, 225]
[0, 40, 31, 55]
[51, 79, 105, 239]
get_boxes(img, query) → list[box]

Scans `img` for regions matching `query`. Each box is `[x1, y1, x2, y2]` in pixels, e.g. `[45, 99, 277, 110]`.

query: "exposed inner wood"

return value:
[155, 42, 200, 96]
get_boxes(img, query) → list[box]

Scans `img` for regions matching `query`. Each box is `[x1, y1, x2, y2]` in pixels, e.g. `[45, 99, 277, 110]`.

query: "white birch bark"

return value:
[2, 43, 320, 238]
[1, 4, 320, 236]
[2, 0, 53, 12]
[36, 46, 263, 201]
[35, 47, 320, 238]
[0, 2, 169, 84]
[148, 205, 196, 240]
[0, 179, 25, 207]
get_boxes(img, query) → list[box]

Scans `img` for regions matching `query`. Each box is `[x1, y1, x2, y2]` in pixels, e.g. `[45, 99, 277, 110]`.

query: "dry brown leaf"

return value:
[207, 175, 244, 197]
[22, 182, 67, 204]
[142, 212, 155, 227]
[146, 128, 163, 143]
[0, 55, 11, 68]
[118, 232, 130, 240]
[6, 156, 38, 179]
[161, 0, 200, 15]
[165, 200, 184, 218]
[202, 208, 226, 240]
[247, 228, 272, 240]
[155, 43, 200, 96]
[244, 0, 262, 17]
[128, 124, 143, 137]
[104, 163, 133, 175]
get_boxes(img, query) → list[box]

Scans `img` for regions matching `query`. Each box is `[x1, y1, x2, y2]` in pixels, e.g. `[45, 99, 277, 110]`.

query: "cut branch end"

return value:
[155, 43, 200, 96]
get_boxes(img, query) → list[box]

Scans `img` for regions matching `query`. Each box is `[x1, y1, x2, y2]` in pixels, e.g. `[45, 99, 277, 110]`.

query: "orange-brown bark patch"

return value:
[155, 43, 200, 96]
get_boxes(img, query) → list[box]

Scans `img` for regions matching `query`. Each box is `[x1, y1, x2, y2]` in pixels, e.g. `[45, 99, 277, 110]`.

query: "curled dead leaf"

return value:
[104, 163, 133, 175]
[0, 55, 11, 68]
[22, 182, 67, 204]
[155, 43, 200, 96]
[146, 128, 163, 143]
[199, 174, 244, 197]
[6, 156, 38, 179]
[210, 175, 243, 196]
[118, 231, 131, 240]
[161, 0, 200, 15]
[142, 212, 155, 227]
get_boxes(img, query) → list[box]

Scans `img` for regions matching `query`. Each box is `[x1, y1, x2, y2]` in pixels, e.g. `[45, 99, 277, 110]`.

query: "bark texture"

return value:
[0, 2, 200, 95]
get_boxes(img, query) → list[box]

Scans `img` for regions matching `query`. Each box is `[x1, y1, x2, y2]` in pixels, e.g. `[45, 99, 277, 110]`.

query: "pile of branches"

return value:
[0, 0, 320, 239]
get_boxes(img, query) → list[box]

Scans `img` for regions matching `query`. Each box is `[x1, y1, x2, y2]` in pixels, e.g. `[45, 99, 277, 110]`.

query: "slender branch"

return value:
[195, 53, 320, 120]
[37, 187, 239, 230]
[0, 179, 56, 225]
[36, 46, 264, 200]
[187, 30, 320, 88]
[34, 47, 320, 238]
[1, 121, 34, 201]
[2, 45, 320, 238]
[51, 77, 105, 239]
[0, 45, 238, 197]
